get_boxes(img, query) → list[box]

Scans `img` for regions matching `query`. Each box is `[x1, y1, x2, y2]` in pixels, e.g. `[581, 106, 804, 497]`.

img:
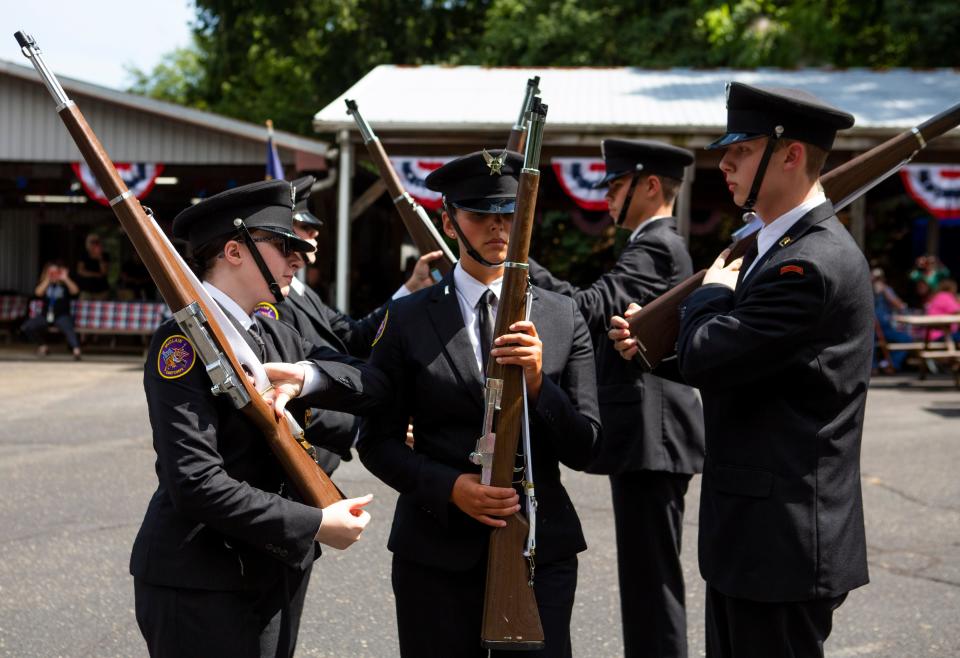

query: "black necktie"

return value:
[477, 289, 496, 373]
[738, 241, 760, 285]
[248, 320, 267, 361]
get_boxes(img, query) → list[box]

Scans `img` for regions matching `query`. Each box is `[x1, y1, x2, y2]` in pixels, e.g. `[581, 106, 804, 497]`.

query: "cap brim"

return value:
[590, 169, 632, 189]
[451, 198, 516, 214]
[705, 132, 765, 150]
[293, 210, 323, 227]
[259, 226, 316, 253]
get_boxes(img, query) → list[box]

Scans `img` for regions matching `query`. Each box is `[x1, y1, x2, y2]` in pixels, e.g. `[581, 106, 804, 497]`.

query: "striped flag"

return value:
[265, 119, 284, 181]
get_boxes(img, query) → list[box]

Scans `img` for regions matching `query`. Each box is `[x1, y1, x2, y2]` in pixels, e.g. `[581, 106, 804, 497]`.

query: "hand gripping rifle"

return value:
[345, 99, 457, 283]
[15, 31, 343, 508]
[506, 76, 541, 153]
[469, 98, 549, 650]
[627, 100, 960, 371]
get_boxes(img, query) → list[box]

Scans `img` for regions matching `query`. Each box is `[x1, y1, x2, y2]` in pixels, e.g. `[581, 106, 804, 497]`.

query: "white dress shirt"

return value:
[744, 192, 826, 279]
[203, 281, 326, 395]
[453, 262, 503, 374]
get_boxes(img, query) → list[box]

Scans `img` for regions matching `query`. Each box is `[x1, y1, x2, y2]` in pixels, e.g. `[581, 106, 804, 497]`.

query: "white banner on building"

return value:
[901, 164, 960, 219]
[71, 162, 165, 206]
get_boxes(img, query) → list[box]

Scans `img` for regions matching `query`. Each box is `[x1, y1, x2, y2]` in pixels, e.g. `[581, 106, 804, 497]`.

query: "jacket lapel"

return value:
[737, 201, 836, 298]
[289, 287, 346, 352]
[426, 273, 485, 407]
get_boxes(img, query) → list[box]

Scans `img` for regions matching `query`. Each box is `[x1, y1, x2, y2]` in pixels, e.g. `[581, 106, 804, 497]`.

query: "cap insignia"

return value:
[482, 148, 506, 176]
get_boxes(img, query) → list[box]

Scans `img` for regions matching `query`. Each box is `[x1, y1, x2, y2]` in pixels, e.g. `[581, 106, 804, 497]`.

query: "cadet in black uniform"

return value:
[527, 140, 704, 658]
[266, 176, 443, 473]
[357, 150, 601, 657]
[613, 83, 871, 658]
[130, 180, 390, 658]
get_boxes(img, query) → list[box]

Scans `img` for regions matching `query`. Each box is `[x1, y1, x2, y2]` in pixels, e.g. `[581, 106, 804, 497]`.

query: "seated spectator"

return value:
[925, 278, 960, 341]
[21, 261, 81, 359]
[910, 254, 951, 291]
[75, 232, 110, 300]
[873, 267, 912, 371]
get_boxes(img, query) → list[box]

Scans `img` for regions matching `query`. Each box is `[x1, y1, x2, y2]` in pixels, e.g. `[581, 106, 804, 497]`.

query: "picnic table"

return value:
[892, 314, 960, 387]
[27, 298, 169, 348]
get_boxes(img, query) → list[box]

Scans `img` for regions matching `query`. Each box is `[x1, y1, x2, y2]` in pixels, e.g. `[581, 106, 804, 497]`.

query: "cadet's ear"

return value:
[222, 239, 244, 265]
[781, 141, 805, 174]
[645, 174, 662, 199]
[441, 210, 457, 240]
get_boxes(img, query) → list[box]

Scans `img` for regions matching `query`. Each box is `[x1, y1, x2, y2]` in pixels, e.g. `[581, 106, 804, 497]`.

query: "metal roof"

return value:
[0, 57, 328, 162]
[314, 65, 960, 139]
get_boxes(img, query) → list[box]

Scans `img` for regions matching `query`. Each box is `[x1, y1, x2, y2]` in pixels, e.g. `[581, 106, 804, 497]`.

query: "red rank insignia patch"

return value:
[780, 265, 804, 276]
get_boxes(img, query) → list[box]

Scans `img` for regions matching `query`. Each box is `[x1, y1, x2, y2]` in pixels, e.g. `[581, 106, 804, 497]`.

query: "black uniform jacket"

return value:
[677, 201, 872, 602]
[357, 272, 602, 572]
[283, 282, 386, 358]
[130, 314, 390, 592]
[529, 217, 704, 475]
[275, 285, 382, 464]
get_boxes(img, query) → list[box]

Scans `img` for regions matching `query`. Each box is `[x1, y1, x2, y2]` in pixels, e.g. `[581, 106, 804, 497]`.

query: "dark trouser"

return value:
[134, 566, 311, 658]
[392, 552, 577, 658]
[705, 586, 847, 658]
[21, 314, 80, 349]
[610, 470, 691, 658]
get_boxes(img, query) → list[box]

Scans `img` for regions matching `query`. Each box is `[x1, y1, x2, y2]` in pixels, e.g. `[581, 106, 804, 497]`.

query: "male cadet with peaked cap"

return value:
[616, 83, 871, 657]
[526, 139, 704, 658]
[264, 176, 442, 474]
[358, 150, 601, 657]
[131, 180, 390, 658]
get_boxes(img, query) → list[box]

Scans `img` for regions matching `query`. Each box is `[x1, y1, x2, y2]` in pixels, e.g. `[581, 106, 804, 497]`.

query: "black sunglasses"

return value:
[250, 235, 295, 257]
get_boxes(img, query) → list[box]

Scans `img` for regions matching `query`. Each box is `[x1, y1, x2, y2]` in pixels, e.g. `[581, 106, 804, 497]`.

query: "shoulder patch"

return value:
[157, 334, 196, 379]
[253, 301, 279, 320]
[372, 309, 389, 348]
[780, 264, 804, 276]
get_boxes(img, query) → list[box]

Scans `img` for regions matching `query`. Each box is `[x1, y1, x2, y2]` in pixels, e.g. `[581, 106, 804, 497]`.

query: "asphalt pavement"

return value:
[0, 348, 957, 657]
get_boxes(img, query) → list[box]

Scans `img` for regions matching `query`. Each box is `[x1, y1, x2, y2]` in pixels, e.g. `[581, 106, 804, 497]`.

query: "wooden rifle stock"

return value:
[627, 100, 960, 371]
[480, 99, 548, 650]
[16, 31, 343, 508]
[344, 99, 456, 281]
[506, 76, 541, 153]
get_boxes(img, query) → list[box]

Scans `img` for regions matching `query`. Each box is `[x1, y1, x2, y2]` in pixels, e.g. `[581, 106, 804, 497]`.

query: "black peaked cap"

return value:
[291, 175, 323, 227]
[425, 149, 524, 214]
[595, 139, 695, 188]
[707, 82, 855, 151]
[173, 179, 314, 253]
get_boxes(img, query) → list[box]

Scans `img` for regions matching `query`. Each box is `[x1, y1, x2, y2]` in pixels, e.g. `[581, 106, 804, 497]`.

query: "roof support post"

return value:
[675, 162, 695, 244]
[335, 129, 353, 312]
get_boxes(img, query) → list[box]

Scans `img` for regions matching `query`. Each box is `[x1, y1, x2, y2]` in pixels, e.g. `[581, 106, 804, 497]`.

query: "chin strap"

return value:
[232, 218, 284, 304]
[741, 126, 784, 215]
[614, 168, 644, 227]
[444, 202, 505, 268]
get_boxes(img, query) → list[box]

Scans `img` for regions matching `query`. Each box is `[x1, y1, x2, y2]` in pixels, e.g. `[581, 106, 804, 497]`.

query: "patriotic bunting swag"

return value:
[551, 157, 608, 211]
[901, 164, 960, 219]
[389, 156, 454, 210]
[71, 162, 164, 206]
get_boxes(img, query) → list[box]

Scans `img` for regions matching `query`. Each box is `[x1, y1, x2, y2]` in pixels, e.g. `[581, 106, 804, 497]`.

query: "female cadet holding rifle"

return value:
[357, 150, 602, 657]
[130, 180, 390, 658]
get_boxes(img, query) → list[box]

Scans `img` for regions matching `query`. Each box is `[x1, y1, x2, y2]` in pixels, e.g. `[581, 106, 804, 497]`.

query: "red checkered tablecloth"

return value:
[0, 295, 28, 322]
[28, 299, 168, 332]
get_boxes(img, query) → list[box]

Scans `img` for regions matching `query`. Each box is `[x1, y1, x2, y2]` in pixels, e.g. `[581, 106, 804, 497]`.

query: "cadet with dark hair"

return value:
[527, 139, 704, 658]
[613, 83, 871, 657]
[358, 150, 601, 657]
[130, 180, 390, 658]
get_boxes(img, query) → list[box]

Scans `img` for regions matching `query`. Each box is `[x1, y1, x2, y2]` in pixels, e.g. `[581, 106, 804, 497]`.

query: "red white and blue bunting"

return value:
[389, 156, 454, 210]
[551, 157, 608, 211]
[901, 164, 960, 219]
[72, 162, 165, 207]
